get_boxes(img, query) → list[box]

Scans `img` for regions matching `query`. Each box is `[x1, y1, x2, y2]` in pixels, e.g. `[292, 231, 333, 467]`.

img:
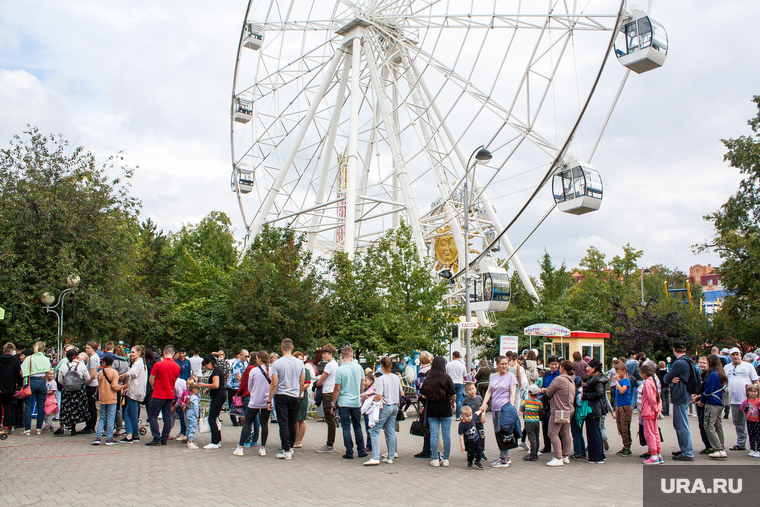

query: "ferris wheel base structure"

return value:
[229, 1, 668, 324]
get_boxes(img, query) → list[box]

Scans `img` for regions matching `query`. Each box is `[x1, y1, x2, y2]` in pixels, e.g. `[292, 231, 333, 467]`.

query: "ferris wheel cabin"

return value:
[552, 159, 603, 215]
[615, 9, 668, 74]
[234, 97, 253, 123]
[243, 22, 264, 51]
[233, 166, 254, 194]
[470, 266, 511, 313]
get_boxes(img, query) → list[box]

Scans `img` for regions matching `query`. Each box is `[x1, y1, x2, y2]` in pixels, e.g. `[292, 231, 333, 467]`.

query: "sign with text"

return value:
[644, 465, 752, 507]
[499, 335, 518, 355]
[523, 323, 570, 336]
[458, 321, 480, 330]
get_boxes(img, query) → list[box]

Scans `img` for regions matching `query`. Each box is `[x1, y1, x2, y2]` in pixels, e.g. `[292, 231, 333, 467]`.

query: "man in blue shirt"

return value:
[331, 346, 367, 459]
[174, 348, 191, 381]
[663, 340, 695, 460]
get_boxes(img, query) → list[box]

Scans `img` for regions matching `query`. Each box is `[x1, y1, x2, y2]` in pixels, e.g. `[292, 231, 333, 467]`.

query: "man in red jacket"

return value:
[146, 345, 180, 446]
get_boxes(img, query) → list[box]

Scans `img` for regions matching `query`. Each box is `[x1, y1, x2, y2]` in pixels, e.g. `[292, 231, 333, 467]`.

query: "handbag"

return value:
[410, 405, 429, 437]
[232, 395, 244, 407]
[18, 357, 34, 399]
[553, 377, 575, 424]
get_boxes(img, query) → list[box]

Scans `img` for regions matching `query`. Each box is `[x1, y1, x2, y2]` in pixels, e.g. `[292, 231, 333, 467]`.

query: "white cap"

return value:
[728, 347, 741, 355]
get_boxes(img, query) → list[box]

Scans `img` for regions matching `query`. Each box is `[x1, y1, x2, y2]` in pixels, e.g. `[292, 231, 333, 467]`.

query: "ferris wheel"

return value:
[229, 0, 667, 314]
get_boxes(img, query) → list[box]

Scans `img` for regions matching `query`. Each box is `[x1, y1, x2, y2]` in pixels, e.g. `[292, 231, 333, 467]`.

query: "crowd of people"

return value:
[1, 337, 759, 469]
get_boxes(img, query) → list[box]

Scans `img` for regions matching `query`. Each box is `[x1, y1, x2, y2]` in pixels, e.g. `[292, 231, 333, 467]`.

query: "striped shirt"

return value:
[522, 398, 542, 422]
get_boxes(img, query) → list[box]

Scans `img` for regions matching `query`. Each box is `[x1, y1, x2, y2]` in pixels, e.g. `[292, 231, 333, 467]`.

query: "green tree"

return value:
[230, 224, 325, 353]
[0, 128, 146, 345]
[697, 95, 760, 331]
[323, 222, 451, 359]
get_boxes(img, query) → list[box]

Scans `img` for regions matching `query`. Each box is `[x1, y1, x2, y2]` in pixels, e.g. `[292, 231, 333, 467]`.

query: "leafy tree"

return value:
[610, 243, 643, 282]
[323, 222, 451, 359]
[0, 128, 146, 345]
[697, 95, 760, 331]
[230, 224, 325, 353]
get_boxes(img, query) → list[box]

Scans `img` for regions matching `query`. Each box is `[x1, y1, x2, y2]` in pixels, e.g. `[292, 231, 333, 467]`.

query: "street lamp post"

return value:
[41, 275, 80, 361]
[640, 267, 651, 304]
[463, 146, 492, 369]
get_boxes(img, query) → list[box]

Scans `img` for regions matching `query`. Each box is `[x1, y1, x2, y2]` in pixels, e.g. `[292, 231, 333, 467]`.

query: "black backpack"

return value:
[62, 363, 84, 392]
[683, 357, 702, 395]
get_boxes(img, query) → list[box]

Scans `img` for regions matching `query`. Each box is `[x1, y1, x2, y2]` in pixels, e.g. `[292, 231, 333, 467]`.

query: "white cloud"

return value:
[1, 0, 758, 279]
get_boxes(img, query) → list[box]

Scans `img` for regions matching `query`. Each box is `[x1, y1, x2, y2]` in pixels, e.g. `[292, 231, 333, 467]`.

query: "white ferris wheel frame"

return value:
[230, 0, 631, 301]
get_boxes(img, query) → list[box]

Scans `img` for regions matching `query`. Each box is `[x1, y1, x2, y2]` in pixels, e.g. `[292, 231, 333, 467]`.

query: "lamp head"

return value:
[41, 292, 55, 306]
[643, 268, 651, 275]
[475, 148, 492, 162]
[66, 274, 80, 287]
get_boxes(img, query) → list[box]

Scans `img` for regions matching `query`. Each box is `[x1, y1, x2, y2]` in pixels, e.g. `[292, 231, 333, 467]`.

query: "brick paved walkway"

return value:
[1, 411, 755, 506]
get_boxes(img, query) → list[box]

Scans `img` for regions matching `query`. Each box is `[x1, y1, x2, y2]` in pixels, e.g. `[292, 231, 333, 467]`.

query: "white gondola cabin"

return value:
[552, 158, 603, 215]
[234, 97, 253, 123]
[614, 9, 667, 74]
[233, 166, 254, 194]
[470, 265, 511, 313]
[243, 22, 264, 51]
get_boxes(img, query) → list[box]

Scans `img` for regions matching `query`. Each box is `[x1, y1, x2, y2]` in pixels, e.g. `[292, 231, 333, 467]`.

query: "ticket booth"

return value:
[547, 331, 609, 369]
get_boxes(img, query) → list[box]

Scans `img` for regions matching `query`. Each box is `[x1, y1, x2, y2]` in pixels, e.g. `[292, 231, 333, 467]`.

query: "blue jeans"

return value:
[97, 403, 117, 440]
[177, 407, 186, 436]
[454, 384, 464, 419]
[124, 396, 140, 437]
[149, 398, 173, 443]
[672, 403, 694, 457]
[24, 377, 47, 431]
[370, 404, 398, 460]
[428, 416, 452, 460]
[585, 417, 605, 462]
[339, 406, 365, 457]
[571, 416, 586, 455]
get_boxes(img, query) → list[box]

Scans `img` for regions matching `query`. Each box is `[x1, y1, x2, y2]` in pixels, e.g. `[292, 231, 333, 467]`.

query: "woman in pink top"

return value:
[481, 356, 517, 468]
[234, 351, 271, 457]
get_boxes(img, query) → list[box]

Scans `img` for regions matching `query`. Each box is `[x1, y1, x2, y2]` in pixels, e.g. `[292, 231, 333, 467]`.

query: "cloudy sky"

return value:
[1, 0, 758, 281]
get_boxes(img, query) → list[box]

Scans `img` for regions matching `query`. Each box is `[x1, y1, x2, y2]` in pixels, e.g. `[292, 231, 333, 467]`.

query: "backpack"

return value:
[113, 357, 129, 376]
[63, 363, 84, 392]
[683, 357, 702, 395]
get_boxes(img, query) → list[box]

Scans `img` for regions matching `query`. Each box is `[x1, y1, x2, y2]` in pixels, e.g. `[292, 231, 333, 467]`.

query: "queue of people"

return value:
[2, 338, 760, 469]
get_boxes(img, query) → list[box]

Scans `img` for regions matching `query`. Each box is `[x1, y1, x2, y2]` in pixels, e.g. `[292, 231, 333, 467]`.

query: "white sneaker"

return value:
[233, 446, 244, 456]
[519, 442, 528, 451]
[187, 442, 199, 450]
[276, 450, 292, 460]
[441, 459, 450, 467]
[381, 457, 394, 464]
[546, 457, 564, 467]
[562, 456, 570, 464]
[203, 443, 220, 449]
[259, 447, 266, 456]
[381, 452, 399, 459]
[751, 451, 760, 458]
[364, 458, 381, 466]
[430, 459, 440, 467]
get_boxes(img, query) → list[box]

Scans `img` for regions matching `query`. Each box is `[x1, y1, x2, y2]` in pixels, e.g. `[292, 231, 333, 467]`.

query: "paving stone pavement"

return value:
[1, 411, 756, 506]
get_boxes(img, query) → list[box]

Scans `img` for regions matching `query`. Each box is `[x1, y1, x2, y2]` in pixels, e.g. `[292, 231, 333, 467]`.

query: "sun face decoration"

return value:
[434, 226, 459, 273]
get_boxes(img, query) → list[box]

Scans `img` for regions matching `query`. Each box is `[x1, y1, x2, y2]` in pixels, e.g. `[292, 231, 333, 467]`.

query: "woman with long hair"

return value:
[198, 356, 226, 449]
[582, 359, 609, 464]
[120, 345, 147, 443]
[700, 354, 728, 459]
[419, 356, 456, 467]
[234, 351, 272, 457]
[481, 355, 517, 468]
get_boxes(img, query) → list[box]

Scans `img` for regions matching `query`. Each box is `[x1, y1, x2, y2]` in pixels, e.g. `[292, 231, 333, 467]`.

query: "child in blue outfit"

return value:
[185, 383, 201, 450]
[458, 405, 485, 469]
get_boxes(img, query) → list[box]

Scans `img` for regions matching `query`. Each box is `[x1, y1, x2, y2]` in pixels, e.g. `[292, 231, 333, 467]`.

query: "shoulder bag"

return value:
[553, 377, 574, 424]
[18, 358, 33, 399]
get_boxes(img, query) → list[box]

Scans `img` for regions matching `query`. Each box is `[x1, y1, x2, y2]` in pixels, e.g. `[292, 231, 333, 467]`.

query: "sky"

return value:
[1, 0, 758, 282]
